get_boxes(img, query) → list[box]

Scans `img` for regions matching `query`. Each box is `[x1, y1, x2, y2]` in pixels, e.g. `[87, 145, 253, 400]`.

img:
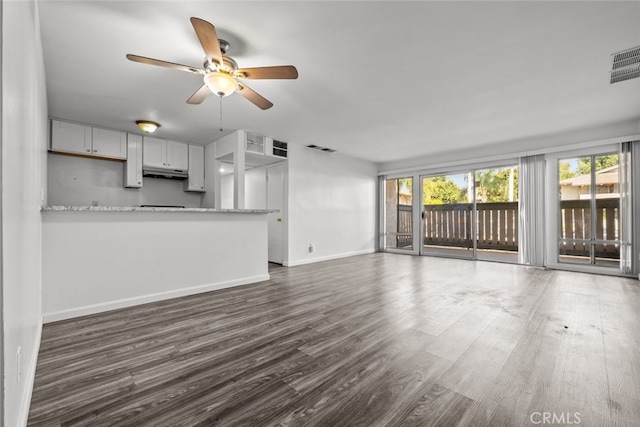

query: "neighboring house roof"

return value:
[559, 165, 619, 187]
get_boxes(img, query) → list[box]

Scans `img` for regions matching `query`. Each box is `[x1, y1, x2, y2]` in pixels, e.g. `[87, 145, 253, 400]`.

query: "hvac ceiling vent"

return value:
[609, 45, 640, 84]
[306, 144, 336, 153]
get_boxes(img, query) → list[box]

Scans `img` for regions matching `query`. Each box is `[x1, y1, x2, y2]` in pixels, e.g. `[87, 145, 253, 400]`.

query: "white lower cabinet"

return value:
[124, 134, 143, 188]
[185, 144, 205, 192]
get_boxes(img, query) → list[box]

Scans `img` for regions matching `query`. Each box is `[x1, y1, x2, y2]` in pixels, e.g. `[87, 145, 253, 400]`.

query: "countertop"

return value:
[41, 206, 276, 213]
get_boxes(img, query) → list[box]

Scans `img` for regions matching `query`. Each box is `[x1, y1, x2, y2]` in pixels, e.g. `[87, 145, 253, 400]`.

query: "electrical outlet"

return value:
[16, 346, 22, 383]
[308, 243, 314, 253]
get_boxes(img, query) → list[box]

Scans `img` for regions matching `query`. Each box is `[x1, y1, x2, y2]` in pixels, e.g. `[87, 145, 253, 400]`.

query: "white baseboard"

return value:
[18, 320, 43, 427]
[285, 249, 375, 267]
[43, 274, 270, 323]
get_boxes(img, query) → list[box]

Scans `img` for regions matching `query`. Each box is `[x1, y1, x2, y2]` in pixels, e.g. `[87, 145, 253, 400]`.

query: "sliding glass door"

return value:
[422, 173, 473, 258]
[557, 153, 620, 267]
[384, 177, 414, 251]
[475, 166, 519, 263]
[420, 165, 519, 262]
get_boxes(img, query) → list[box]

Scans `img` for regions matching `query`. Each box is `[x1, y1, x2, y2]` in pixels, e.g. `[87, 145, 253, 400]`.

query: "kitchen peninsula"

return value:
[41, 206, 273, 322]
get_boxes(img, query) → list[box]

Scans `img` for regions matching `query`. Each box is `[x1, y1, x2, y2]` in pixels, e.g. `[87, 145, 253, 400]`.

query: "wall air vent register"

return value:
[272, 140, 288, 158]
[609, 45, 640, 84]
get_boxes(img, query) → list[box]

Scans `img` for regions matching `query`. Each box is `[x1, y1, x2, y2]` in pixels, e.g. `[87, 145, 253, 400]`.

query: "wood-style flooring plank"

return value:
[27, 253, 640, 426]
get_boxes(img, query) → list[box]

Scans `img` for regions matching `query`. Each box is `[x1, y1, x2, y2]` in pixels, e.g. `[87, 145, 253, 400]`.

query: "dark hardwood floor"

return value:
[28, 253, 640, 426]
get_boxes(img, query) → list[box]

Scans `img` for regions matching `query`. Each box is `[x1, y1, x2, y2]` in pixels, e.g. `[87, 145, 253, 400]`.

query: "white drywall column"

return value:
[2, 1, 48, 424]
[213, 158, 222, 209]
[234, 131, 246, 209]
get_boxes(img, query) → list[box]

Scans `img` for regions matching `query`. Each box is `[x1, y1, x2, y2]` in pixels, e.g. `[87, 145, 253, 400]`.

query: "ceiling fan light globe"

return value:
[204, 72, 237, 97]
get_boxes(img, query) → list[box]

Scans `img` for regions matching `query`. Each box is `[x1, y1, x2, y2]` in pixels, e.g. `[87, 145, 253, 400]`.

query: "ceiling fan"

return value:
[126, 17, 298, 110]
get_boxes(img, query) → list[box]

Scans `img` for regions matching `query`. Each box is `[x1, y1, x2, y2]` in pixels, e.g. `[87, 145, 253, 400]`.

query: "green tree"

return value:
[577, 154, 618, 175]
[423, 177, 465, 204]
[475, 168, 518, 202]
[559, 161, 575, 180]
[398, 178, 412, 193]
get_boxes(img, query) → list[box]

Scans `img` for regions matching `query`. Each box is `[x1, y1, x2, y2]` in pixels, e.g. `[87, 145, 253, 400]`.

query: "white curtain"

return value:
[518, 155, 546, 266]
[619, 141, 640, 277]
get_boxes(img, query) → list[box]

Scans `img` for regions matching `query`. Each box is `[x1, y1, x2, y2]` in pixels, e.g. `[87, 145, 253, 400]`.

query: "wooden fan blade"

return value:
[235, 65, 298, 80]
[190, 17, 223, 66]
[186, 84, 211, 105]
[126, 54, 203, 74]
[236, 83, 273, 110]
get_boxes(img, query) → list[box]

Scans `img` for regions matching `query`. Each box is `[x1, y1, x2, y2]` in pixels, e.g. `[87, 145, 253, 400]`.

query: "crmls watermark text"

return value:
[530, 412, 582, 424]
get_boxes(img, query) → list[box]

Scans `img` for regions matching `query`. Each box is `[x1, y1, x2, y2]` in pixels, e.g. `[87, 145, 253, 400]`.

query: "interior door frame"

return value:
[266, 162, 287, 265]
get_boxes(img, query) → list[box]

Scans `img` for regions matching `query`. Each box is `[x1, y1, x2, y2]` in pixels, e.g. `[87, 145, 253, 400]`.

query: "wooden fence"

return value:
[396, 205, 413, 247]
[396, 199, 619, 259]
[559, 199, 619, 259]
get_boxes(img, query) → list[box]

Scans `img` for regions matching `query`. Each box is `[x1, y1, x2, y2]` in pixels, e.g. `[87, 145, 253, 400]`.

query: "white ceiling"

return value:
[38, 1, 640, 165]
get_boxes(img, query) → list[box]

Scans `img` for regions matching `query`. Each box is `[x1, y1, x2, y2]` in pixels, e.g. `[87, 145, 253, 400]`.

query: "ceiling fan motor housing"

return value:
[204, 55, 237, 75]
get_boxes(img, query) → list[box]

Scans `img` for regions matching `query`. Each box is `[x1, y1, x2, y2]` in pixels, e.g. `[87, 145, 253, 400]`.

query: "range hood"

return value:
[142, 166, 188, 180]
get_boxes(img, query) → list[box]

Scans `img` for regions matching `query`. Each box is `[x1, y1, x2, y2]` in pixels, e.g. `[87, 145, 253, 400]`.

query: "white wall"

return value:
[42, 211, 269, 322]
[220, 173, 234, 209]
[1, 1, 48, 425]
[203, 142, 216, 208]
[379, 119, 640, 173]
[286, 144, 378, 266]
[48, 153, 204, 208]
[245, 168, 267, 209]
[220, 168, 268, 210]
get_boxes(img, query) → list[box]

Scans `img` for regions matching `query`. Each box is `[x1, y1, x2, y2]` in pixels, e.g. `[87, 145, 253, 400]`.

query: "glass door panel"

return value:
[594, 154, 620, 266]
[385, 177, 413, 250]
[475, 166, 519, 263]
[422, 173, 473, 258]
[558, 153, 620, 266]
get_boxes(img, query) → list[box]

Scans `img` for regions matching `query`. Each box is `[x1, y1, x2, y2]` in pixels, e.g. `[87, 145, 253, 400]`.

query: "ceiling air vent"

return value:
[306, 144, 336, 153]
[609, 45, 640, 84]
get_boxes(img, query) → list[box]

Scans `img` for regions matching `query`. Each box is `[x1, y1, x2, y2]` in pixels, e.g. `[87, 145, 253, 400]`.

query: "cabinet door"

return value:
[92, 128, 127, 159]
[143, 137, 167, 168]
[185, 144, 205, 192]
[167, 140, 189, 170]
[124, 134, 143, 188]
[51, 120, 91, 155]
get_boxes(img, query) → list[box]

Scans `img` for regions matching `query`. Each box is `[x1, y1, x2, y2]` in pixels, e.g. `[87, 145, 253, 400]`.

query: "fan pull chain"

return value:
[219, 96, 223, 132]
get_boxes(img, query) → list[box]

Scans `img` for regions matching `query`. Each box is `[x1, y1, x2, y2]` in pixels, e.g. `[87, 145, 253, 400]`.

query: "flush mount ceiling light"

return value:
[204, 71, 238, 97]
[135, 120, 160, 133]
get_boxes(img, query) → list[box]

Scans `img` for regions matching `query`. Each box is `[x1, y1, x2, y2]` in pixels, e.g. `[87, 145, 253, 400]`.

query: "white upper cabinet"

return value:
[185, 144, 205, 192]
[124, 134, 143, 188]
[143, 137, 189, 170]
[167, 140, 189, 170]
[51, 120, 91, 154]
[142, 136, 167, 168]
[50, 120, 126, 160]
[92, 127, 127, 159]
